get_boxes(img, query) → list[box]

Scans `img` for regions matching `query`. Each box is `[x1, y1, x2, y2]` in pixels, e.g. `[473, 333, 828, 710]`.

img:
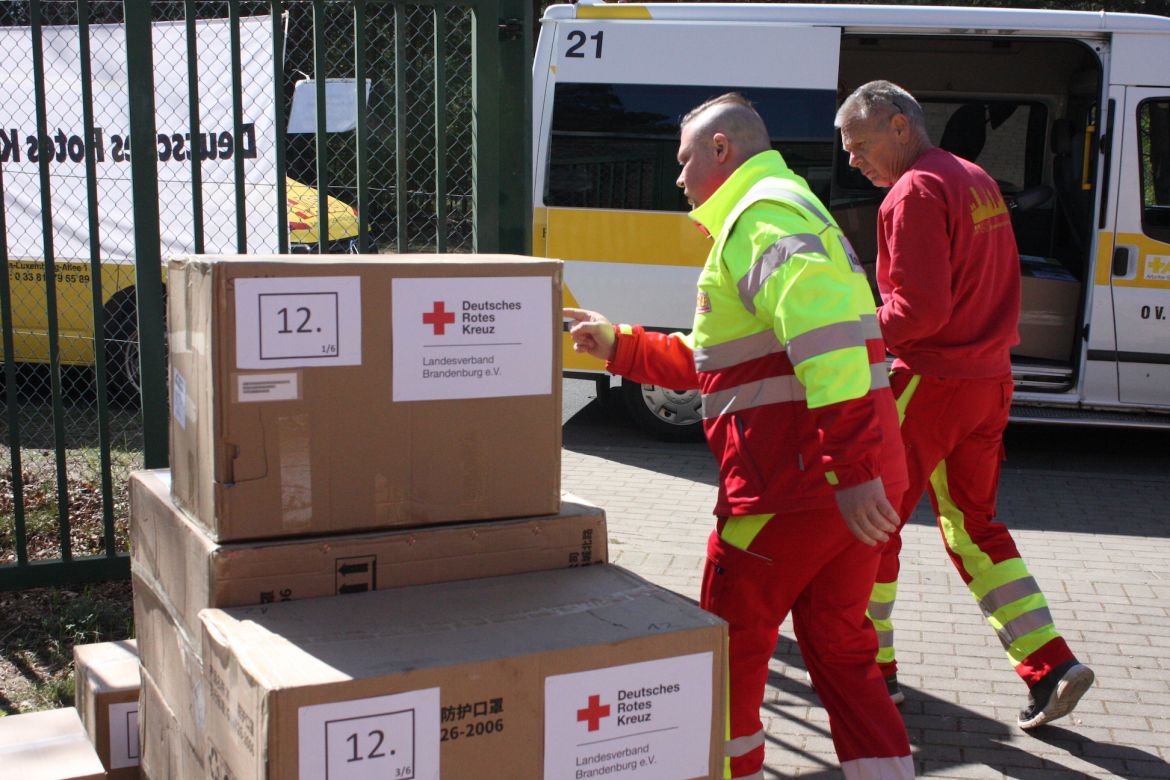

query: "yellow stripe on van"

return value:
[1094, 232, 1170, 289]
[544, 208, 709, 266]
[575, 4, 653, 19]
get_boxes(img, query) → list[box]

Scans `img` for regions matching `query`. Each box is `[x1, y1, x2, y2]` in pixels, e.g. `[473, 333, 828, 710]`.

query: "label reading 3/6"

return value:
[299, 688, 440, 779]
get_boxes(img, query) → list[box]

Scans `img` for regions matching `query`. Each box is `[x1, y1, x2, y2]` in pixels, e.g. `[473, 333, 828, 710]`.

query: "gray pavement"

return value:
[560, 391, 1170, 779]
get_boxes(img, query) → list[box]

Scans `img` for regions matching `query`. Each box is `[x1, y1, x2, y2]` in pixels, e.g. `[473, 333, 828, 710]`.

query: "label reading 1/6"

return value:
[235, 276, 362, 369]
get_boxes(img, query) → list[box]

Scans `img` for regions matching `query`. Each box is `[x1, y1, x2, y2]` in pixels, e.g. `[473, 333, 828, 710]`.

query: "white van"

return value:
[533, 1, 1170, 439]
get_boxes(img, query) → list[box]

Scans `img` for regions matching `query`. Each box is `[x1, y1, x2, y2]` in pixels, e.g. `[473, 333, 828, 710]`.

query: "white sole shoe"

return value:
[1018, 662, 1095, 730]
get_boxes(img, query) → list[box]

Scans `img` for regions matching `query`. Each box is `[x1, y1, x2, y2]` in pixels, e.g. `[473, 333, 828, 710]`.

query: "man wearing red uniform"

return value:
[835, 80, 1094, 729]
[567, 93, 913, 779]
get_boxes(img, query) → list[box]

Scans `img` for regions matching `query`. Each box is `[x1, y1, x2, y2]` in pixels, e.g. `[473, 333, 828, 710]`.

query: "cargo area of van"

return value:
[829, 35, 1102, 391]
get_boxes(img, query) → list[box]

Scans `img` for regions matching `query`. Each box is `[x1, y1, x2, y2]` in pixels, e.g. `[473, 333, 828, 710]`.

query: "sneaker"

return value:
[1017, 661, 1095, 729]
[886, 674, 905, 706]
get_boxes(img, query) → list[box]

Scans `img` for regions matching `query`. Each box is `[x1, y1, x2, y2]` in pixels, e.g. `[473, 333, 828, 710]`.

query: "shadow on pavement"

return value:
[762, 636, 1169, 779]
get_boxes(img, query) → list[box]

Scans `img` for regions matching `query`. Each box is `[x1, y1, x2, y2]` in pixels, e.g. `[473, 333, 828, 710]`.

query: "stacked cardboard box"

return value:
[131, 253, 725, 779]
[72, 639, 141, 778]
[0, 707, 106, 779]
[1015, 255, 1081, 362]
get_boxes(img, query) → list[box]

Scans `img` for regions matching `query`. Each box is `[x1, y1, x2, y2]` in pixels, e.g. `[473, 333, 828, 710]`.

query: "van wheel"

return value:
[621, 379, 704, 442]
[103, 290, 142, 407]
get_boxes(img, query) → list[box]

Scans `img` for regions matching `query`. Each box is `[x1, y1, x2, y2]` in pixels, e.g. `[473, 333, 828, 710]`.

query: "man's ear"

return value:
[890, 114, 910, 143]
[712, 132, 731, 162]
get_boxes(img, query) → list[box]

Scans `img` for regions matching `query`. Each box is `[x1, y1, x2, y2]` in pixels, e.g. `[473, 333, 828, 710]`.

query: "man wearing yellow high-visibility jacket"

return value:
[566, 93, 913, 780]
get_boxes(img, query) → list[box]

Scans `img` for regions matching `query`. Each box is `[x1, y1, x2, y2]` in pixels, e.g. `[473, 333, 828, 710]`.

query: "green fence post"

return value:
[125, 0, 169, 469]
[494, 0, 532, 255]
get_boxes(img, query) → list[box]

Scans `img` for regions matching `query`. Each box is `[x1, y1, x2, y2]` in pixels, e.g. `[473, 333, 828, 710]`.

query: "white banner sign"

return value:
[391, 276, 553, 402]
[0, 16, 278, 262]
[544, 652, 714, 780]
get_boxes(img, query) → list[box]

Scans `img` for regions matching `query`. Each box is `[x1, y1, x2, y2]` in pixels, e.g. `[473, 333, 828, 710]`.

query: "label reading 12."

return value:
[235, 276, 362, 369]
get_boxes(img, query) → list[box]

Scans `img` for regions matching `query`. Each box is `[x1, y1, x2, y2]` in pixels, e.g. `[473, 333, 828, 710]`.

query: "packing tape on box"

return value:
[279, 413, 313, 530]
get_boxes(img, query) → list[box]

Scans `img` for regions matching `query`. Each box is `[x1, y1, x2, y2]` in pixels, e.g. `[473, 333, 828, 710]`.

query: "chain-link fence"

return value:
[0, 0, 528, 589]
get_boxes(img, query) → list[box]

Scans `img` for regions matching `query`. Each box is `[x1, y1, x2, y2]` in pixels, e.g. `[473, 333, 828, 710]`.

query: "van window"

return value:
[546, 83, 836, 211]
[1138, 98, 1170, 243]
[832, 99, 1046, 200]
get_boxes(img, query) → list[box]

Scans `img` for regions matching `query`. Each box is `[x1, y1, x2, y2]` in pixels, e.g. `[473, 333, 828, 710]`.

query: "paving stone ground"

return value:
[561, 408, 1170, 779]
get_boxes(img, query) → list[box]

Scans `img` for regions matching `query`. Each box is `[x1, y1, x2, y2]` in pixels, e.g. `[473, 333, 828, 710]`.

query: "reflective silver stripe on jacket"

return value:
[693, 316, 880, 372]
[996, 606, 1056, 649]
[786, 320, 865, 365]
[702, 375, 806, 419]
[875, 628, 894, 650]
[978, 577, 1041, 619]
[726, 729, 765, 758]
[693, 330, 785, 373]
[701, 361, 890, 420]
[738, 233, 827, 314]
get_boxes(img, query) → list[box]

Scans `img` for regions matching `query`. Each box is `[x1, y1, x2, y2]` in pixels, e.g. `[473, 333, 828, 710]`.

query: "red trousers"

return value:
[702, 503, 912, 779]
[874, 371, 1074, 685]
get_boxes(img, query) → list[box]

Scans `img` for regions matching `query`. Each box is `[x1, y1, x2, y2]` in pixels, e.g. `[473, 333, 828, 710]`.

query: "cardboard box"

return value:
[200, 565, 725, 780]
[139, 664, 205, 780]
[133, 570, 208, 763]
[0, 707, 107, 780]
[168, 253, 562, 541]
[1015, 256, 1081, 362]
[72, 639, 140, 778]
[131, 468, 606, 640]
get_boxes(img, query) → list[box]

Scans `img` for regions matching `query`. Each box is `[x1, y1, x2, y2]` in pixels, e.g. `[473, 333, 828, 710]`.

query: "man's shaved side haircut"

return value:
[682, 92, 772, 158]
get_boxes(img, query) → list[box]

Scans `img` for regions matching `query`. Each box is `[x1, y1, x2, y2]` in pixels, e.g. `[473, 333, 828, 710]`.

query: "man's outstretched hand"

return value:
[563, 307, 617, 362]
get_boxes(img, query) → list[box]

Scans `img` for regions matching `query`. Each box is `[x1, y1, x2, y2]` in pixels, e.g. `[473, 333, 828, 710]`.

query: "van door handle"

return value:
[1112, 246, 1132, 277]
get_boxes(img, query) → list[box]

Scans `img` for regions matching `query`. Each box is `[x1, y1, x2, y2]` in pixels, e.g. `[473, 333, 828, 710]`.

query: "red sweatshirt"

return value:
[876, 147, 1020, 379]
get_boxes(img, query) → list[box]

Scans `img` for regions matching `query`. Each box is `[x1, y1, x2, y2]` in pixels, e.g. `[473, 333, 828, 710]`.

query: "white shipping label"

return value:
[544, 652, 713, 780]
[392, 276, 553, 401]
[298, 688, 440, 780]
[234, 276, 362, 369]
[108, 700, 140, 768]
[236, 371, 299, 402]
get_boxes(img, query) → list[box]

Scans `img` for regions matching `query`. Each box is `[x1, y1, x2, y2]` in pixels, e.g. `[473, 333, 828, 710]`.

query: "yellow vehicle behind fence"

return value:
[1, 178, 361, 397]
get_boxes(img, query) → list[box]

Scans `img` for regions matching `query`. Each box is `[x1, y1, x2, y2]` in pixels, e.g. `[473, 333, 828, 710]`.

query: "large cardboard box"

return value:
[168, 253, 562, 541]
[1015, 256, 1081, 362]
[200, 565, 725, 780]
[131, 468, 606, 640]
[72, 639, 140, 778]
[0, 707, 107, 780]
[139, 664, 205, 780]
[133, 571, 207, 760]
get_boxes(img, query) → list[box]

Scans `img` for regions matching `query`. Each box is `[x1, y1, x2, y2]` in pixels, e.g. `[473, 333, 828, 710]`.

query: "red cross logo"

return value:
[576, 694, 610, 732]
[422, 301, 456, 335]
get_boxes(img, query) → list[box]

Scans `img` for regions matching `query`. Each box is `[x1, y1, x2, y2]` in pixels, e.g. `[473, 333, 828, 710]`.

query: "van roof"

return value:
[545, 1, 1170, 36]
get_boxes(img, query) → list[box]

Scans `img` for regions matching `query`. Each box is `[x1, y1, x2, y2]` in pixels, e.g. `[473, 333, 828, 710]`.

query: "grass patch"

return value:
[2, 397, 143, 715]
[0, 580, 134, 716]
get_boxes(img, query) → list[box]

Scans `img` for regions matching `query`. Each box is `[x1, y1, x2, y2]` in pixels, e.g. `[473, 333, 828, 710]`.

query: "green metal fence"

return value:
[0, 0, 532, 590]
